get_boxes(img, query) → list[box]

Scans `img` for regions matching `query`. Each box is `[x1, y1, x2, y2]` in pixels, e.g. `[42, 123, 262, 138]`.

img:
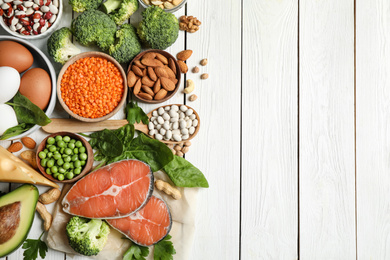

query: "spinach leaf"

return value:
[0, 123, 34, 140]
[108, 133, 173, 172]
[113, 123, 135, 147]
[126, 101, 149, 125]
[7, 92, 51, 126]
[163, 155, 209, 188]
[89, 129, 123, 157]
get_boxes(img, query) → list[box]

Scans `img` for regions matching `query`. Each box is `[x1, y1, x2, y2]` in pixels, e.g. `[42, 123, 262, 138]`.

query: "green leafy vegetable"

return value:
[0, 123, 34, 140]
[154, 235, 175, 260]
[123, 243, 149, 260]
[126, 101, 149, 125]
[7, 92, 51, 126]
[89, 129, 123, 157]
[163, 155, 209, 188]
[22, 231, 48, 260]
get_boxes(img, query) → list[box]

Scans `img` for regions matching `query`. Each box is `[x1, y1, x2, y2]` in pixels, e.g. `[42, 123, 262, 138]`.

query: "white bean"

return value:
[192, 119, 198, 127]
[0, 0, 4, 5]
[185, 109, 193, 116]
[173, 134, 182, 142]
[169, 109, 178, 118]
[170, 117, 178, 123]
[40, 5, 49, 12]
[159, 128, 166, 135]
[181, 128, 188, 135]
[172, 129, 181, 135]
[163, 121, 170, 130]
[172, 122, 179, 130]
[180, 105, 188, 112]
[13, 0, 22, 5]
[152, 110, 158, 117]
[52, 0, 58, 7]
[179, 120, 186, 129]
[150, 116, 156, 122]
[148, 122, 154, 130]
[162, 112, 170, 121]
[23, 0, 33, 7]
[15, 23, 22, 30]
[166, 130, 172, 139]
[9, 24, 16, 31]
[156, 124, 162, 130]
[189, 126, 195, 135]
[155, 134, 163, 140]
[190, 114, 196, 120]
[157, 116, 164, 124]
[182, 134, 189, 140]
[186, 119, 192, 128]
[49, 4, 57, 14]
[179, 112, 185, 119]
[164, 106, 170, 111]
[158, 107, 164, 115]
[153, 119, 158, 126]
[171, 105, 179, 111]
[149, 129, 156, 136]
[25, 7, 34, 15]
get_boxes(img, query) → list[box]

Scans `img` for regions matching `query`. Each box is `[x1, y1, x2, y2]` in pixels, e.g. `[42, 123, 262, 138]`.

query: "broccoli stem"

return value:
[102, 0, 122, 14]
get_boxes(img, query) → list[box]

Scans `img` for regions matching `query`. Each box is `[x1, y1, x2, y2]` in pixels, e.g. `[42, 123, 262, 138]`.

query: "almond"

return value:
[142, 85, 155, 96]
[177, 50, 193, 61]
[156, 53, 168, 64]
[133, 79, 142, 95]
[134, 60, 146, 69]
[127, 71, 138, 88]
[164, 66, 177, 80]
[141, 58, 164, 67]
[177, 60, 188, 73]
[142, 75, 155, 87]
[21, 137, 36, 149]
[148, 67, 157, 81]
[7, 142, 23, 153]
[168, 58, 177, 73]
[142, 52, 157, 60]
[155, 67, 168, 78]
[153, 79, 161, 93]
[132, 65, 144, 77]
[154, 88, 168, 100]
[143, 68, 147, 77]
[160, 77, 176, 91]
[138, 92, 153, 100]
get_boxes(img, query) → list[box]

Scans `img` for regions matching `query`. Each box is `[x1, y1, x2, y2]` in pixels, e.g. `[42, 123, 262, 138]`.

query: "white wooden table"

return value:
[2, 0, 390, 259]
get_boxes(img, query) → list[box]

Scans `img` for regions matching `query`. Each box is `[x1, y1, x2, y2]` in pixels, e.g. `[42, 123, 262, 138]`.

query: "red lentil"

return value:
[61, 57, 124, 119]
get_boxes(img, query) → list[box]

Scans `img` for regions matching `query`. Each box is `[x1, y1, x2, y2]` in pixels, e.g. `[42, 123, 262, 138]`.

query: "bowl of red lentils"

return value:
[57, 52, 127, 122]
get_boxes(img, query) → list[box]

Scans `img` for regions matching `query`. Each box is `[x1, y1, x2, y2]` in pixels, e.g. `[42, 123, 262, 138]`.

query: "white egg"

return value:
[0, 104, 18, 135]
[0, 66, 20, 104]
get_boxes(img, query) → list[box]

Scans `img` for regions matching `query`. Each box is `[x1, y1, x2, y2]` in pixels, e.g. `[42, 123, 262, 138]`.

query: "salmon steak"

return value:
[107, 195, 172, 246]
[62, 159, 154, 219]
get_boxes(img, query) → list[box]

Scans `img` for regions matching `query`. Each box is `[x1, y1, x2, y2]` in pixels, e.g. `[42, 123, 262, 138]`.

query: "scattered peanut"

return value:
[181, 146, 190, 154]
[155, 179, 181, 200]
[20, 150, 38, 169]
[200, 59, 208, 66]
[192, 66, 199, 73]
[174, 145, 182, 151]
[189, 94, 198, 102]
[184, 141, 192, 146]
[39, 188, 61, 205]
[184, 79, 195, 94]
[176, 151, 184, 157]
[36, 202, 52, 231]
[179, 15, 201, 33]
[201, 73, 209, 80]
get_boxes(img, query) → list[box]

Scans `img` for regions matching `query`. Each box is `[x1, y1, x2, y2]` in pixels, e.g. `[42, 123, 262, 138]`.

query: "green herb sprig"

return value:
[22, 231, 48, 260]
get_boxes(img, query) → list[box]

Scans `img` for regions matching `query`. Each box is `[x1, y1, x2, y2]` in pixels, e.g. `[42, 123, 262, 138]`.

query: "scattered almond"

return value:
[177, 60, 188, 74]
[7, 142, 23, 153]
[21, 137, 36, 149]
[177, 50, 193, 61]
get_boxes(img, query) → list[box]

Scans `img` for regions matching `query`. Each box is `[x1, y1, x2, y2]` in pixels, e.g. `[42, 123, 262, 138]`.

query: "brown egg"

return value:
[19, 68, 51, 110]
[0, 41, 33, 73]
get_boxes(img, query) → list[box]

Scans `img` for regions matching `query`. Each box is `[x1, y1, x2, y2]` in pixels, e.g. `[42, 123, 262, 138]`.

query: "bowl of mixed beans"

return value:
[57, 52, 128, 122]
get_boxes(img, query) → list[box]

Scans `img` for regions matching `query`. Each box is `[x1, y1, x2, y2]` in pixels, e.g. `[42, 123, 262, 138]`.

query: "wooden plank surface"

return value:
[241, 0, 298, 259]
[356, 0, 390, 258]
[299, 0, 356, 258]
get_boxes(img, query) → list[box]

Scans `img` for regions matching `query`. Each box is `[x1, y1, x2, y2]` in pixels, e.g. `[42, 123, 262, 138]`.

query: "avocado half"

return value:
[0, 184, 39, 257]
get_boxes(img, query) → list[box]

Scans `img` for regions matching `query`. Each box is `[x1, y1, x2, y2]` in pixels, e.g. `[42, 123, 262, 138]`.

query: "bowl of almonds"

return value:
[139, 0, 186, 12]
[127, 49, 181, 103]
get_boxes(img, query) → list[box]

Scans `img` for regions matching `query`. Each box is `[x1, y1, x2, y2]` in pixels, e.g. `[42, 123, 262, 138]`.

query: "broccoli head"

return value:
[66, 216, 110, 256]
[47, 27, 81, 64]
[71, 10, 117, 51]
[109, 23, 141, 64]
[69, 0, 103, 12]
[137, 6, 179, 50]
[102, 0, 138, 25]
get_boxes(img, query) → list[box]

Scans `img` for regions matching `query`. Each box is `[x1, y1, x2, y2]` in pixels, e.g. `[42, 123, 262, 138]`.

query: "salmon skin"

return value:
[62, 159, 154, 219]
[107, 195, 172, 246]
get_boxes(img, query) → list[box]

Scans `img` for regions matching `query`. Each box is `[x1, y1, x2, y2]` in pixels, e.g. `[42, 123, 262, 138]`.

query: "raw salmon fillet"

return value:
[107, 195, 172, 246]
[62, 159, 153, 219]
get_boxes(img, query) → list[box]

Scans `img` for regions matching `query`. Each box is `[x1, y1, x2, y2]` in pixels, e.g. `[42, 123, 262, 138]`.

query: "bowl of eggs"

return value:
[0, 35, 56, 140]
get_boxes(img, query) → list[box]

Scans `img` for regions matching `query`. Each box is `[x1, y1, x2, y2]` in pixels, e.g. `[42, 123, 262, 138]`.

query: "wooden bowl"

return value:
[36, 132, 94, 183]
[57, 52, 128, 122]
[127, 49, 181, 104]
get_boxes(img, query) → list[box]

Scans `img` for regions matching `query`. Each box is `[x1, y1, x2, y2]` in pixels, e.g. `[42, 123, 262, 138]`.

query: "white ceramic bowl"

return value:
[138, 0, 187, 13]
[0, 36, 56, 140]
[0, 0, 62, 39]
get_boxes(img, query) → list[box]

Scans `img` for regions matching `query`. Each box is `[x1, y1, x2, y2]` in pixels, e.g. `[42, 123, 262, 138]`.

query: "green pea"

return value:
[47, 152, 53, 158]
[53, 172, 59, 179]
[73, 148, 79, 154]
[40, 158, 48, 167]
[68, 143, 75, 149]
[47, 137, 55, 145]
[60, 147, 65, 154]
[55, 135, 62, 142]
[47, 159, 55, 168]
[57, 158, 64, 166]
[71, 154, 78, 162]
[74, 167, 81, 174]
[38, 151, 46, 159]
[69, 162, 74, 169]
[79, 153, 87, 161]
[75, 141, 83, 148]
[78, 147, 86, 153]
[51, 166, 58, 174]
[49, 146, 56, 152]
[66, 172, 74, 179]
[58, 174, 65, 181]
[57, 140, 66, 148]
[59, 167, 66, 174]
[46, 168, 51, 175]
[80, 160, 86, 166]
[43, 148, 49, 154]
[65, 148, 72, 155]
[74, 160, 81, 168]
[63, 162, 70, 170]
[64, 156, 71, 162]
[63, 136, 71, 142]
[53, 153, 61, 160]
[70, 139, 76, 143]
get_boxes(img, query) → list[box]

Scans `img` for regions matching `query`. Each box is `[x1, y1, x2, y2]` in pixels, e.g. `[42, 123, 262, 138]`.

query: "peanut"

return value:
[176, 151, 184, 157]
[189, 94, 198, 101]
[201, 73, 209, 80]
[20, 150, 38, 169]
[36, 202, 52, 231]
[200, 59, 208, 66]
[192, 66, 199, 73]
[182, 146, 190, 154]
[184, 79, 195, 94]
[39, 188, 61, 204]
[155, 180, 181, 200]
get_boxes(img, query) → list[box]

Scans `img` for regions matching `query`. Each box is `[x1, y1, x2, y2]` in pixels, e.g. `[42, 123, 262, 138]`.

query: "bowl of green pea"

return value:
[36, 132, 94, 183]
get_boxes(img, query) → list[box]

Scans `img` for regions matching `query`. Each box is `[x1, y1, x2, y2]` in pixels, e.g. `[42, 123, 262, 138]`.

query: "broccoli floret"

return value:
[102, 0, 138, 25]
[66, 216, 110, 256]
[109, 24, 141, 64]
[137, 6, 179, 50]
[71, 10, 117, 51]
[47, 27, 81, 65]
[69, 0, 103, 12]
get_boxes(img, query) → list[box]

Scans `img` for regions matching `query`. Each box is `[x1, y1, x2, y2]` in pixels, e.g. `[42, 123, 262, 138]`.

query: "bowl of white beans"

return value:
[147, 104, 200, 143]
